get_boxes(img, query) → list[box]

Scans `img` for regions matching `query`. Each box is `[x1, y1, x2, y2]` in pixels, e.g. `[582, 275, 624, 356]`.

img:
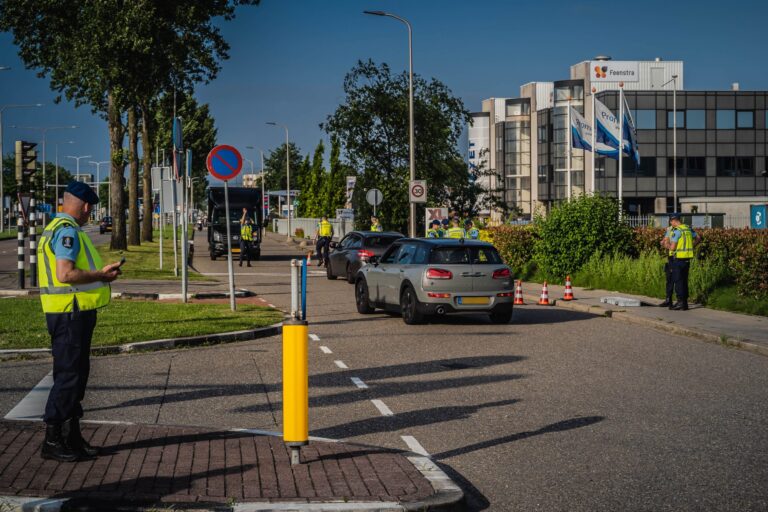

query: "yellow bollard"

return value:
[282, 318, 309, 464]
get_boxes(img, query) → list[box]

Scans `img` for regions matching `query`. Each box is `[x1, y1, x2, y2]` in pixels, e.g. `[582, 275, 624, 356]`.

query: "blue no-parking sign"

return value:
[206, 145, 243, 181]
[750, 204, 766, 229]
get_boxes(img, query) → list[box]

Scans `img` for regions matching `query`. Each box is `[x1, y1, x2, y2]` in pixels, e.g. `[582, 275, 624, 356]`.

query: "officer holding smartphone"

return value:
[36, 182, 122, 462]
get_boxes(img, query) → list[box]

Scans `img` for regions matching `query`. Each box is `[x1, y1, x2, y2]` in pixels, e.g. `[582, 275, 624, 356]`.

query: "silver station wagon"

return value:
[354, 238, 515, 324]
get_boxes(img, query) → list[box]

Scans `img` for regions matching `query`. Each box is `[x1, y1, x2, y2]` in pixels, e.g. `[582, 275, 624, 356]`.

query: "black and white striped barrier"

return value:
[17, 203, 24, 289]
[29, 197, 37, 287]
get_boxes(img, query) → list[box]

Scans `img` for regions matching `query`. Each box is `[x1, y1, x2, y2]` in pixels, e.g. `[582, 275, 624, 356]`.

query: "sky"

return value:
[1, 0, 767, 179]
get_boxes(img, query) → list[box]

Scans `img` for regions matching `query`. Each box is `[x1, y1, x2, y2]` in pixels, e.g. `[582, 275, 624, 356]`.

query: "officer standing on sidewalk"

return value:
[239, 208, 253, 267]
[370, 216, 383, 232]
[661, 213, 698, 311]
[446, 217, 466, 239]
[37, 182, 121, 461]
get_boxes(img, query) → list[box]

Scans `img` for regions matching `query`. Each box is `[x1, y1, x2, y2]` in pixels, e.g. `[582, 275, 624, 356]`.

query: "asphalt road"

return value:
[1, 233, 767, 511]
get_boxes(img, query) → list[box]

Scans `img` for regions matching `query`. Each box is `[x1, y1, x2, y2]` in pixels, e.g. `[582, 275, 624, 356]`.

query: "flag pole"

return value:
[618, 83, 624, 220]
[566, 96, 572, 201]
[591, 87, 596, 195]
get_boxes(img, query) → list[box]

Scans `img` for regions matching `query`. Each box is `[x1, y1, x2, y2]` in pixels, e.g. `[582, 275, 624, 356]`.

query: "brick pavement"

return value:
[0, 420, 437, 508]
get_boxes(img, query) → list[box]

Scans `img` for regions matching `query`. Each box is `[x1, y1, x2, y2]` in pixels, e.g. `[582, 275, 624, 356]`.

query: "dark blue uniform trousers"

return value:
[43, 306, 97, 424]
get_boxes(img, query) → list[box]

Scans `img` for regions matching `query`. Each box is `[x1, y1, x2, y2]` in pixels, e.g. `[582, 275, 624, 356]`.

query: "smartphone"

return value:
[118, 257, 126, 267]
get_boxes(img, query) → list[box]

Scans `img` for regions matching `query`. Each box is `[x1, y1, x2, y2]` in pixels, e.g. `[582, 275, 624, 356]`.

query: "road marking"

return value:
[334, 360, 348, 369]
[401, 435, 430, 456]
[350, 377, 368, 389]
[319, 346, 332, 354]
[4, 372, 52, 421]
[309, 333, 320, 341]
[371, 399, 393, 416]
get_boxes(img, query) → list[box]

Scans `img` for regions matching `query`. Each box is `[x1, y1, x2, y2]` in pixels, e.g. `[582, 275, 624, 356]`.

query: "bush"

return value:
[487, 225, 536, 278]
[631, 227, 666, 257]
[294, 228, 305, 238]
[733, 239, 768, 300]
[533, 195, 633, 280]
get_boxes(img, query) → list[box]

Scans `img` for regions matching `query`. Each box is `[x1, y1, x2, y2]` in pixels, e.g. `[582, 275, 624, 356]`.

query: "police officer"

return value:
[661, 213, 698, 310]
[370, 216, 383, 232]
[37, 182, 121, 461]
[314, 215, 334, 267]
[239, 209, 254, 267]
[465, 219, 480, 240]
[426, 220, 442, 238]
[446, 217, 466, 239]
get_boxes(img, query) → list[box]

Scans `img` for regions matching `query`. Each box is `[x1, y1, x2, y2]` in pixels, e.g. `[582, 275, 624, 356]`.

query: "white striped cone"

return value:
[538, 281, 550, 305]
[513, 280, 525, 305]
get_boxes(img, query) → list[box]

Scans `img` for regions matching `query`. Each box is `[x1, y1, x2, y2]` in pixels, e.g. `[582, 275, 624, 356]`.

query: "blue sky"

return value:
[1, 0, 767, 176]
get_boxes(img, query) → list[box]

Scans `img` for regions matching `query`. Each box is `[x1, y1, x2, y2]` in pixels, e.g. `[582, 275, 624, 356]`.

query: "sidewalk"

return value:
[0, 420, 462, 511]
[521, 282, 768, 356]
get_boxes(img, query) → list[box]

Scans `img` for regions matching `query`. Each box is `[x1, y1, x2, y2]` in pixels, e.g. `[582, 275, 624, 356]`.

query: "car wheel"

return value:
[400, 285, 424, 325]
[346, 264, 355, 284]
[326, 262, 337, 280]
[355, 279, 374, 314]
[489, 309, 513, 324]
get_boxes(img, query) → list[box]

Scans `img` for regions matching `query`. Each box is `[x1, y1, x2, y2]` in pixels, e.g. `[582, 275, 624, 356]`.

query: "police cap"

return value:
[669, 212, 682, 220]
[65, 181, 99, 204]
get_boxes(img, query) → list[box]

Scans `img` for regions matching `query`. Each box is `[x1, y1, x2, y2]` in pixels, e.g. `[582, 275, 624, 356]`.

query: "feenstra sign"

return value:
[590, 61, 639, 82]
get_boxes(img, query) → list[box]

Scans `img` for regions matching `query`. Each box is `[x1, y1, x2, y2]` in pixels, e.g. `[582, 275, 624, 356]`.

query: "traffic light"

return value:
[15, 140, 37, 181]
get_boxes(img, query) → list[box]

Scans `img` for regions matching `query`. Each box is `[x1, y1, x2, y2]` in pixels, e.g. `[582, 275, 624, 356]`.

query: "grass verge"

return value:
[0, 230, 18, 241]
[97, 228, 209, 281]
[0, 298, 284, 350]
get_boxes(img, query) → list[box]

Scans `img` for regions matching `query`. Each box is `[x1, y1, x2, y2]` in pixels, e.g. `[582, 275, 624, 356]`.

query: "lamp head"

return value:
[364, 10, 387, 16]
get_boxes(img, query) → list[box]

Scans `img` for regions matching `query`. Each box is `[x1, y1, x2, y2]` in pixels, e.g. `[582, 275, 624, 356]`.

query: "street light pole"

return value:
[246, 145, 267, 235]
[364, 10, 416, 237]
[267, 122, 291, 240]
[90, 161, 109, 219]
[662, 75, 679, 212]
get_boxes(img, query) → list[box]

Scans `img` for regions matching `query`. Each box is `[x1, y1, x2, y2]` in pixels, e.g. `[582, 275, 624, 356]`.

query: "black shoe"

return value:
[239, 263, 242, 267]
[671, 302, 689, 311]
[659, 299, 673, 308]
[41, 423, 78, 462]
[68, 418, 99, 458]
[247, 263, 251, 267]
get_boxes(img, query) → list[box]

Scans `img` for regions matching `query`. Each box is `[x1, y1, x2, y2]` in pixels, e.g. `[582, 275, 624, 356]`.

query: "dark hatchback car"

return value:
[326, 231, 404, 283]
[99, 216, 113, 234]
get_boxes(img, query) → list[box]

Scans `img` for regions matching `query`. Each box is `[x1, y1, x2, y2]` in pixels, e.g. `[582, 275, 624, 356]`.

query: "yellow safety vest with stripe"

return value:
[318, 220, 333, 237]
[240, 223, 253, 241]
[37, 216, 111, 313]
[671, 224, 694, 259]
[371, 222, 383, 232]
[446, 227, 466, 239]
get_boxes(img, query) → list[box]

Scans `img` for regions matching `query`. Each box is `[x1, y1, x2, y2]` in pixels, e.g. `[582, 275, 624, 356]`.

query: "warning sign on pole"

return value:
[409, 180, 427, 203]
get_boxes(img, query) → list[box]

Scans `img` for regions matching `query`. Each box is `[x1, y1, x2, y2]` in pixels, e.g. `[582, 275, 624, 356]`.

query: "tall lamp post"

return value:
[662, 74, 679, 211]
[246, 145, 267, 235]
[89, 161, 110, 219]
[364, 10, 416, 237]
[266, 122, 291, 240]
[53, 140, 75, 212]
[66, 154, 92, 183]
[0, 103, 43, 231]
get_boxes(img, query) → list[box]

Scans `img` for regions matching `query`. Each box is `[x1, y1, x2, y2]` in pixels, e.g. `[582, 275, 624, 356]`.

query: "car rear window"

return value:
[429, 246, 502, 265]
[364, 235, 401, 248]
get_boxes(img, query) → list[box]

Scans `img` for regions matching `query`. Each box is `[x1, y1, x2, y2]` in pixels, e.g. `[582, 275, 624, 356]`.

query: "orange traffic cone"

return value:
[538, 281, 550, 305]
[563, 275, 574, 301]
[306, 251, 312, 266]
[513, 280, 525, 305]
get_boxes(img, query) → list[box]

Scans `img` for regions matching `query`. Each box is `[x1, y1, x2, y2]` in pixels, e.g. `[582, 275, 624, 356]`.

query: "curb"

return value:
[0, 289, 257, 300]
[520, 294, 768, 358]
[0, 323, 284, 358]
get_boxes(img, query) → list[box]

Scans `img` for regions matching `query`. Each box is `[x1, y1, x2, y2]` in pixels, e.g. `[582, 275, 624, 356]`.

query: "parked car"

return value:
[354, 238, 514, 324]
[326, 231, 404, 283]
[99, 216, 113, 234]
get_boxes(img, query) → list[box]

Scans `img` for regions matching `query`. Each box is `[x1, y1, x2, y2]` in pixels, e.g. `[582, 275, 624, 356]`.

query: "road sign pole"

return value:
[171, 175, 179, 277]
[224, 180, 236, 311]
[159, 169, 164, 270]
[17, 203, 24, 289]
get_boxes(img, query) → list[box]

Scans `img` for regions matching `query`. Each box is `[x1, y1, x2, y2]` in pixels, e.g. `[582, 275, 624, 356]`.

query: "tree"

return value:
[303, 140, 326, 217]
[444, 148, 499, 220]
[323, 60, 471, 232]
[263, 143, 303, 192]
[0, 0, 259, 250]
[127, 106, 140, 245]
[321, 137, 349, 217]
[152, 92, 217, 211]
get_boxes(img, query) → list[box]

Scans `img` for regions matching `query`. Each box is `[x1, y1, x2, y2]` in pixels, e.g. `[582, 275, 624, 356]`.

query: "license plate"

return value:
[457, 296, 489, 305]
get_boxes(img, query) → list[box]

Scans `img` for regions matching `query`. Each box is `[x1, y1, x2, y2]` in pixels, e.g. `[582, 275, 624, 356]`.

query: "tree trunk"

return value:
[108, 91, 127, 251]
[128, 106, 140, 246]
[140, 101, 154, 242]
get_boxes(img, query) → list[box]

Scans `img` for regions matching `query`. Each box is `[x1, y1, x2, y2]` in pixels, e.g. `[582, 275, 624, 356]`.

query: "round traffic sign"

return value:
[206, 145, 243, 181]
[411, 183, 425, 199]
[366, 188, 383, 206]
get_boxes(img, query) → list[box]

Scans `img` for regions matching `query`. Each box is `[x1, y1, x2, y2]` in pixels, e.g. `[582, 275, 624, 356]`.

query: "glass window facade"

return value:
[687, 109, 705, 129]
[636, 110, 656, 129]
[716, 156, 754, 177]
[736, 110, 754, 129]
[667, 110, 684, 129]
[716, 110, 735, 129]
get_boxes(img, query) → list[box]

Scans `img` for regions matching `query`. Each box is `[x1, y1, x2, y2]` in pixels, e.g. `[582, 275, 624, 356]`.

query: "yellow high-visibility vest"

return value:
[371, 222, 383, 232]
[318, 220, 333, 237]
[241, 223, 253, 241]
[446, 227, 466, 239]
[37, 216, 111, 313]
[672, 224, 694, 259]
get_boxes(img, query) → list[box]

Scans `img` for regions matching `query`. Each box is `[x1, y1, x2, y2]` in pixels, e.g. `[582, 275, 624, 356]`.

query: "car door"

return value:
[393, 242, 420, 301]
[330, 234, 355, 275]
[374, 243, 402, 305]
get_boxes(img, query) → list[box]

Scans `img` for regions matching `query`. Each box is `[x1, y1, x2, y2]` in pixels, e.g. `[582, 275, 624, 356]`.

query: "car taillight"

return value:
[427, 292, 451, 298]
[492, 268, 511, 279]
[357, 249, 375, 259]
[426, 268, 452, 279]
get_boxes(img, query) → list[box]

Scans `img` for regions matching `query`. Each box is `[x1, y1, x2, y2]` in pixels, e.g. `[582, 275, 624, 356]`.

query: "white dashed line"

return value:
[350, 377, 368, 389]
[309, 334, 320, 341]
[4, 372, 52, 421]
[401, 435, 430, 456]
[371, 399, 393, 416]
[334, 360, 348, 369]
[319, 346, 332, 354]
